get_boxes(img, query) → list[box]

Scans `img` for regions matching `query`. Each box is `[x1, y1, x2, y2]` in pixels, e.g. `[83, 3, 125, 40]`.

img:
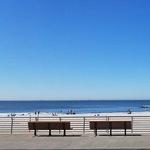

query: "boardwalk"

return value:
[0, 134, 150, 149]
[0, 115, 150, 149]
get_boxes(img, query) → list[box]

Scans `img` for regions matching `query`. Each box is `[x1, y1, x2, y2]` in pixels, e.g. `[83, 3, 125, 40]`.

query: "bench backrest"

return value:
[28, 122, 71, 130]
[90, 121, 132, 129]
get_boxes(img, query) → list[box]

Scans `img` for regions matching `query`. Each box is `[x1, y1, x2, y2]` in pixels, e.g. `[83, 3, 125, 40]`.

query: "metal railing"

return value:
[0, 115, 150, 135]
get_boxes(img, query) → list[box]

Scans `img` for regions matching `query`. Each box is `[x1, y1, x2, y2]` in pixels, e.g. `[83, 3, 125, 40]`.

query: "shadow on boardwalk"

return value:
[0, 134, 150, 149]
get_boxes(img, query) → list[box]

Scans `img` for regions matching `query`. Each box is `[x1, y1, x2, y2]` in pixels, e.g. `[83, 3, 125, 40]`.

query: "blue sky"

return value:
[0, 0, 150, 100]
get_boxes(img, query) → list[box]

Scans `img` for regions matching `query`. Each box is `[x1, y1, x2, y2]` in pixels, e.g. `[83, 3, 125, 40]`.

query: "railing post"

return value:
[10, 116, 13, 134]
[106, 116, 109, 133]
[107, 116, 109, 121]
[59, 117, 61, 122]
[83, 117, 85, 134]
[59, 117, 61, 134]
[131, 116, 133, 133]
[29, 115, 31, 122]
[28, 115, 31, 132]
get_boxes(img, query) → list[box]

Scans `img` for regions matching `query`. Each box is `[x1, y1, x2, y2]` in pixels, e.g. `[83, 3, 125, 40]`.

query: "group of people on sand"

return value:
[34, 111, 58, 117]
[52, 113, 57, 116]
[34, 111, 40, 116]
[66, 109, 76, 115]
[7, 113, 16, 117]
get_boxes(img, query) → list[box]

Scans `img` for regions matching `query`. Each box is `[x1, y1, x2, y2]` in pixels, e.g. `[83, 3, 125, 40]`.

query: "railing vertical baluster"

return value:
[28, 116, 31, 132]
[83, 117, 85, 134]
[131, 116, 133, 133]
[107, 116, 109, 121]
[10, 116, 13, 134]
[106, 116, 109, 134]
[59, 117, 61, 134]
[29, 114, 31, 122]
[59, 117, 61, 122]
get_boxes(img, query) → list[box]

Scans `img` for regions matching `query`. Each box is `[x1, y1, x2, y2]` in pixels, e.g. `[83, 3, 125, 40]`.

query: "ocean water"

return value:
[0, 100, 150, 114]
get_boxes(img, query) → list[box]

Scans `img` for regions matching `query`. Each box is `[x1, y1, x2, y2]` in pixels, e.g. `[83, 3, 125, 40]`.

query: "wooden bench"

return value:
[28, 121, 72, 136]
[90, 121, 132, 136]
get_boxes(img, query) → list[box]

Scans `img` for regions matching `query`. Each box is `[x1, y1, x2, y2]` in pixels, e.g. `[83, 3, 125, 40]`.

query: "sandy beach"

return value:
[1, 111, 150, 117]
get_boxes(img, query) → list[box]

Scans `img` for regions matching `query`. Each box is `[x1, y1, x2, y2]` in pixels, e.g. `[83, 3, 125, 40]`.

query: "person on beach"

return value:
[128, 108, 132, 114]
[35, 111, 39, 121]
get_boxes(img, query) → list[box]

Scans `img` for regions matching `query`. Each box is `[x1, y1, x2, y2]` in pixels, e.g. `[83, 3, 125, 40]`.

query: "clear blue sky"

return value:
[0, 0, 150, 100]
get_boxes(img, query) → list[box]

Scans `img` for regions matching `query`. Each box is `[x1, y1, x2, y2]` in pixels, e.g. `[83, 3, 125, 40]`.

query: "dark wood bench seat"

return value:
[28, 121, 72, 136]
[90, 121, 132, 136]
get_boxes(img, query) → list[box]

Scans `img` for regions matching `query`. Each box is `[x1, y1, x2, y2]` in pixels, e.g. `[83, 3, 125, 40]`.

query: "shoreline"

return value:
[0, 111, 150, 117]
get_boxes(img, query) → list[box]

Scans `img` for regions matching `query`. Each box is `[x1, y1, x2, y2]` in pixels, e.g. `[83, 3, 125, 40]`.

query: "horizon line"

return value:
[0, 99, 149, 101]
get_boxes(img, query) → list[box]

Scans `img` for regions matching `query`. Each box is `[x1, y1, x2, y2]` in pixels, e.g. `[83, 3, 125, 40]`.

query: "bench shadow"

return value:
[97, 134, 141, 136]
[35, 135, 82, 137]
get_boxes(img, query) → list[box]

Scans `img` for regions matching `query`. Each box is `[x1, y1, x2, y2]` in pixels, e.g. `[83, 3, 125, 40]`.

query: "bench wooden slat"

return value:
[90, 121, 109, 129]
[90, 121, 132, 136]
[28, 121, 71, 130]
[111, 121, 131, 129]
[28, 121, 72, 136]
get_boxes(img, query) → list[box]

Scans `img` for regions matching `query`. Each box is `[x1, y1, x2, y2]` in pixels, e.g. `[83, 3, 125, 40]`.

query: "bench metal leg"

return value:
[49, 130, 51, 136]
[34, 129, 37, 136]
[124, 122, 127, 136]
[110, 129, 112, 136]
[124, 128, 126, 136]
[63, 129, 66, 136]
[94, 129, 97, 136]
[94, 122, 97, 136]
[109, 122, 112, 136]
